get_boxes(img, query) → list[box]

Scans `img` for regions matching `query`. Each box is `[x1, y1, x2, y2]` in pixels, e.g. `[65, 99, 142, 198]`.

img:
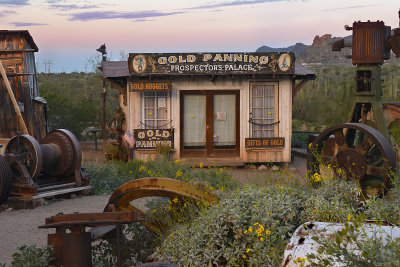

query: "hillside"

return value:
[256, 34, 352, 64]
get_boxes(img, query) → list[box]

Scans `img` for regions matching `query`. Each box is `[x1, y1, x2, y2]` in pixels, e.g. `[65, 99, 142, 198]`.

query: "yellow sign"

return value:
[129, 81, 171, 91]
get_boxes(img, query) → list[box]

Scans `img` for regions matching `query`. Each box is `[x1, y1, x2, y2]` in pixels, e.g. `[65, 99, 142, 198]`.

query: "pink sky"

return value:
[0, 0, 399, 72]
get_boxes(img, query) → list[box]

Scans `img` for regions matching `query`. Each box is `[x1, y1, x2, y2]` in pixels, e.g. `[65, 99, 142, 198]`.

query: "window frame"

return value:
[140, 91, 170, 129]
[249, 82, 279, 138]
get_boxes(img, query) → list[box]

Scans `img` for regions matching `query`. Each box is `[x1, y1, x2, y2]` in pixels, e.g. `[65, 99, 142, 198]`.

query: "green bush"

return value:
[10, 245, 54, 267]
[84, 159, 239, 195]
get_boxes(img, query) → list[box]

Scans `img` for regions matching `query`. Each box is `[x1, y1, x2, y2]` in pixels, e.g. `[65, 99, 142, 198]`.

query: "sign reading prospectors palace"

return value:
[128, 52, 294, 75]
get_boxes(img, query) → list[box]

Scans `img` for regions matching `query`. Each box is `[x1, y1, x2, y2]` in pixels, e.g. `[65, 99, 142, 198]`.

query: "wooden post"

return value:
[102, 54, 107, 145]
[0, 60, 29, 134]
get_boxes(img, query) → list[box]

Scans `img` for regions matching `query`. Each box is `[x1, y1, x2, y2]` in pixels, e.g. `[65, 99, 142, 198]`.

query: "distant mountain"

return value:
[256, 42, 309, 56]
[256, 34, 352, 64]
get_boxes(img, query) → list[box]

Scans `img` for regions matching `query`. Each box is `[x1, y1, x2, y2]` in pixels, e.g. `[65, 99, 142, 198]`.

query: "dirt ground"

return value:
[0, 141, 308, 264]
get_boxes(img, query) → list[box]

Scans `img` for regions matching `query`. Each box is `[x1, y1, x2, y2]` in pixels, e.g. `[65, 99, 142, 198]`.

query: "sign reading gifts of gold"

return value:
[134, 129, 174, 149]
[128, 53, 294, 75]
[245, 137, 285, 148]
[129, 80, 171, 91]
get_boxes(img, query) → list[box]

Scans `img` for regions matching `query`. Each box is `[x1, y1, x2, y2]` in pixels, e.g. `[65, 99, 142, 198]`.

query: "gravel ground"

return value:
[0, 195, 110, 265]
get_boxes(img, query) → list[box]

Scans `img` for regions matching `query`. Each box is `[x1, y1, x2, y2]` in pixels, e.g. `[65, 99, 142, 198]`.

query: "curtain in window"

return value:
[183, 95, 206, 147]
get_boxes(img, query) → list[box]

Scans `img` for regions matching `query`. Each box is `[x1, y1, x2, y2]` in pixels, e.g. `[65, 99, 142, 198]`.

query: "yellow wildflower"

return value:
[169, 233, 174, 238]
[209, 186, 214, 191]
[265, 230, 271, 235]
[218, 187, 224, 191]
[294, 257, 307, 263]
[199, 161, 204, 168]
[244, 230, 248, 234]
[153, 209, 157, 213]
[148, 170, 152, 176]
[254, 222, 259, 226]
[175, 169, 183, 178]
[248, 227, 253, 233]
[347, 214, 351, 221]
[308, 143, 312, 149]
[312, 209, 316, 214]
[196, 201, 200, 206]
[172, 197, 179, 203]
[220, 168, 223, 172]
[167, 206, 172, 211]
[129, 170, 133, 174]
[139, 165, 145, 172]
[246, 248, 251, 253]
[242, 255, 246, 259]
[174, 159, 181, 164]
[183, 203, 187, 208]
[260, 237, 264, 241]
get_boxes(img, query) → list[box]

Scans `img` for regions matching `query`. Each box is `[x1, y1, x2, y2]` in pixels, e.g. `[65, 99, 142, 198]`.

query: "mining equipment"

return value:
[0, 30, 89, 206]
[39, 177, 218, 267]
[308, 11, 400, 197]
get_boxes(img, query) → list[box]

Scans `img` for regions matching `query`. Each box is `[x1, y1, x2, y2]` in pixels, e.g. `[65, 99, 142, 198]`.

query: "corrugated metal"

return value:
[352, 21, 385, 64]
[283, 221, 400, 266]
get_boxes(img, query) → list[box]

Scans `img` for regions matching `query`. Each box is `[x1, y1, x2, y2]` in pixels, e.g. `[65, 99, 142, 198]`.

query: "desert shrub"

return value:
[84, 159, 239, 195]
[156, 184, 304, 266]
[291, 132, 309, 148]
[10, 245, 54, 267]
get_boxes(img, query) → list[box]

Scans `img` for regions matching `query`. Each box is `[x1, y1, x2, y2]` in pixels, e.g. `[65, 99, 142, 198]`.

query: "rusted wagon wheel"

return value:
[307, 123, 397, 197]
[0, 154, 13, 204]
[104, 177, 220, 233]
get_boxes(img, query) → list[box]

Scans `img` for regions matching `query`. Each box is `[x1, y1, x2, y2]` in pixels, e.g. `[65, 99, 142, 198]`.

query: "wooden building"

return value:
[0, 30, 48, 143]
[102, 52, 315, 165]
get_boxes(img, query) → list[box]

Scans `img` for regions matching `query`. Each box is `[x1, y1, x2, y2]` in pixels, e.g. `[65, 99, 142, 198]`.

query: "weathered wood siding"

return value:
[130, 75, 293, 163]
[0, 31, 46, 140]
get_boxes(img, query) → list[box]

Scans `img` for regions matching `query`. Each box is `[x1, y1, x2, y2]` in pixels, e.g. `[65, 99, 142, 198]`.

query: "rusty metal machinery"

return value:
[308, 123, 397, 197]
[0, 129, 88, 204]
[308, 11, 400, 196]
[40, 177, 219, 267]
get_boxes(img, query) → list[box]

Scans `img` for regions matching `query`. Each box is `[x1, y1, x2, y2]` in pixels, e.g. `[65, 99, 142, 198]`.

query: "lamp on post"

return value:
[96, 44, 107, 146]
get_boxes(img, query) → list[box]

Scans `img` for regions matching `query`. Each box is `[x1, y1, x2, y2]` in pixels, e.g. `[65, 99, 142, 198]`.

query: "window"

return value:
[141, 91, 169, 129]
[250, 83, 278, 137]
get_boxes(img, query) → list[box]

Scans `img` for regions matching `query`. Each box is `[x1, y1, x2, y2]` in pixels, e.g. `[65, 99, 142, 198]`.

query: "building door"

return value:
[180, 90, 239, 157]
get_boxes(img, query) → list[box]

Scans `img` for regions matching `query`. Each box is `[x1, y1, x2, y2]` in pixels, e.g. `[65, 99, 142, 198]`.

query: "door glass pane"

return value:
[213, 94, 236, 149]
[183, 95, 206, 149]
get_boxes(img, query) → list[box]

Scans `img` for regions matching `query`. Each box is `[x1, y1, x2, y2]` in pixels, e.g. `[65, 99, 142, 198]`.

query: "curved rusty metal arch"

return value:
[104, 177, 220, 233]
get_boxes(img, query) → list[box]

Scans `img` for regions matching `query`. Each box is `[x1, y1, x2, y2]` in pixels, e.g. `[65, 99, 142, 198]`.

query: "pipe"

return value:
[37, 182, 77, 192]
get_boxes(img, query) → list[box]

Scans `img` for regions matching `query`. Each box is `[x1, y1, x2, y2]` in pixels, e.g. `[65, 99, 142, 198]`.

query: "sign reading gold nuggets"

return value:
[128, 53, 294, 75]
[134, 129, 174, 149]
[245, 137, 285, 148]
[129, 80, 171, 91]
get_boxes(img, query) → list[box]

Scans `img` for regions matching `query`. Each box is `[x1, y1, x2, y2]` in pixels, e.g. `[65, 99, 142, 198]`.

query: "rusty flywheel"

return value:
[104, 177, 220, 233]
[307, 123, 397, 197]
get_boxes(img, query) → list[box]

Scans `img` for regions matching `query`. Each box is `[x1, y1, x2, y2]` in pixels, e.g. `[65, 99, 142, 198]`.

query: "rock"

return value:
[257, 165, 267, 171]
[272, 165, 279, 171]
[70, 193, 78, 199]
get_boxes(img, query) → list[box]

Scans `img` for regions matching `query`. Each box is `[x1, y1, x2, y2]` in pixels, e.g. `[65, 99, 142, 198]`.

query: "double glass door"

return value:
[180, 90, 239, 157]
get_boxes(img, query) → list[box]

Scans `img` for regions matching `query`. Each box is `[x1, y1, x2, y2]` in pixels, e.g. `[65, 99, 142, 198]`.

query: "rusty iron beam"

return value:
[39, 211, 143, 229]
[0, 60, 29, 134]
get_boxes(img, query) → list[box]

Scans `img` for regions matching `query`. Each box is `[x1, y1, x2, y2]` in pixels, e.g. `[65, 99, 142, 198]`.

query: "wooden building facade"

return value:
[0, 30, 48, 142]
[102, 52, 315, 165]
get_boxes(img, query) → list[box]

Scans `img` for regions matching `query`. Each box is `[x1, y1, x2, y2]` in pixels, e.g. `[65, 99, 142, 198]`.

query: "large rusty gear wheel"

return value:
[307, 123, 397, 198]
[0, 154, 13, 204]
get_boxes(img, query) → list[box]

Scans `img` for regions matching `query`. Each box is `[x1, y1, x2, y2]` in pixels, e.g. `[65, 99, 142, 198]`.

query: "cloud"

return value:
[0, 0, 29, 5]
[68, 10, 184, 22]
[49, 4, 98, 11]
[0, 10, 16, 16]
[10, 22, 49, 27]
[322, 5, 377, 12]
[184, 0, 287, 10]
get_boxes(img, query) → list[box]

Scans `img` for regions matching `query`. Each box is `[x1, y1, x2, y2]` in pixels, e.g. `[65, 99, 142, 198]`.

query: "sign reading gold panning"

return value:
[134, 129, 174, 149]
[129, 53, 294, 75]
[245, 137, 285, 148]
[129, 80, 171, 91]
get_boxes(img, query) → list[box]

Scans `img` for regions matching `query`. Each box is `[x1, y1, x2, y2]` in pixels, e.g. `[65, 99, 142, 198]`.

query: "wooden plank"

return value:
[32, 186, 92, 199]
[0, 60, 29, 134]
